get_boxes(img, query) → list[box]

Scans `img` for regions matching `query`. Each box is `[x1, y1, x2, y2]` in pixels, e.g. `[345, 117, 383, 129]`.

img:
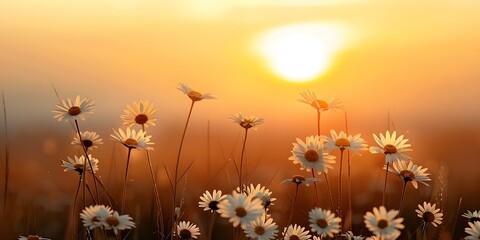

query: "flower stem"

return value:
[421, 222, 429, 240]
[347, 150, 352, 231]
[324, 173, 335, 211]
[73, 175, 82, 240]
[399, 181, 407, 216]
[287, 185, 299, 228]
[338, 149, 344, 223]
[311, 171, 320, 206]
[239, 128, 249, 189]
[121, 148, 132, 213]
[382, 162, 390, 207]
[208, 212, 217, 240]
[316, 110, 321, 135]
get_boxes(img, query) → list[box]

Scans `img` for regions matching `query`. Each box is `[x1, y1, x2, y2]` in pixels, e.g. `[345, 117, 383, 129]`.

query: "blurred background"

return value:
[1, 0, 480, 239]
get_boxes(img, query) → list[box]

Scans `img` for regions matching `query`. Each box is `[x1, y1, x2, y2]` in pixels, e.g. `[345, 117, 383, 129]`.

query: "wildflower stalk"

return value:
[208, 212, 216, 240]
[382, 162, 390, 206]
[324, 173, 335, 212]
[347, 150, 352, 231]
[239, 128, 249, 189]
[1, 92, 9, 240]
[287, 185, 300, 228]
[338, 148, 344, 223]
[73, 174, 82, 240]
[121, 148, 133, 213]
[421, 222, 428, 240]
[311, 171, 320, 206]
[398, 181, 407, 216]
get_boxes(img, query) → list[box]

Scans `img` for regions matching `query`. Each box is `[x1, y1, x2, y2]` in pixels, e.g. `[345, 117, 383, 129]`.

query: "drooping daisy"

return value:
[324, 130, 368, 154]
[121, 100, 157, 128]
[177, 221, 201, 240]
[244, 215, 278, 240]
[280, 175, 318, 186]
[80, 204, 113, 230]
[217, 191, 263, 228]
[71, 131, 103, 150]
[370, 131, 412, 163]
[298, 90, 344, 112]
[282, 224, 311, 240]
[18, 236, 51, 240]
[245, 183, 276, 209]
[364, 206, 404, 238]
[53, 95, 94, 121]
[230, 113, 264, 130]
[343, 231, 365, 240]
[308, 207, 341, 238]
[463, 210, 480, 223]
[199, 190, 226, 213]
[111, 127, 154, 150]
[415, 202, 443, 227]
[61, 155, 99, 174]
[177, 82, 216, 102]
[465, 221, 480, 240]
[102, 210, 136, 235]
[386, 160, 431, 189]
[289, 135, 336, 173]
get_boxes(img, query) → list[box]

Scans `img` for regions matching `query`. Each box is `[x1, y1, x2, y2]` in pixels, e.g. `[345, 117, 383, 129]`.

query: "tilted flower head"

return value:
[465, 221, 480, 240]
[177, 82, 216, 102]
[218, 191, 264, 228]
[199, 190, 226, 213]
[245, 183, 276, 209]
[343, 231, 365, 240]
[18, 236, 51, 240]
[121, 100, 157, 128]
[308, 207, 341, 238]
[103, 210, 136, 235]
[53, 95, 94, 121]
[298, 90, 344, 112]
[111, 127, 154, 150]
[364, 206, 404, 239]
[370, 130, 412, 163]
[386, 160, 430, 189]
[230, 113, 264, 130]
[324, 130, 368, 154]
[80, 205, 113, 230]
[282, 224, 311, 240]
[61, 155, 99, 174]
[463, 210, 480, 223]
[244, 215, 279, 240]
[280, 175, 318, 186]
[177, 221, 201, 240]
[415, 202, 443, 227]
[289, 135, 336, 174]
[72, 131, 103, 150]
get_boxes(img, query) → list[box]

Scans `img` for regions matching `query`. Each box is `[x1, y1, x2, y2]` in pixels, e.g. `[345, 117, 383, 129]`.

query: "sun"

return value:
[257, 23, 347, 83]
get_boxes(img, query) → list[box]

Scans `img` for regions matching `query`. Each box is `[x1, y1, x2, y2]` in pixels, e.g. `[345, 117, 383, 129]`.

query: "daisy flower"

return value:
[282, 224, 311, 240]
[463, 210, 480, 223]
[370, 131, 412, 164]
[121, 100, 157, 128]
[308, 208, 341, 238]
[245, 183, 276, 209]
[80, 205, 113, 230]
[177, 221, 201, 240]
[324, 130, 368, 153]
[465, 221, 480, 240]
[289, 135, 336, 173]
[199, 190, 226, 213]
[386, 160, 430, 189]
[217, 191, 264, 228]
[280, 175, 318, 186]
[111, 127, 154, 150]
[18, 236, 51, 240]
[230, 113, 264, 130]
[53, 95, 94, 121]
[244, 215, 278, 240]
[364, 206, 404, 239]
[71, 131, 103, 150]
[177, 82, 216, 102]
[61, 155, 99, 174]
[102, 210, 136, 235]
[298, 90, 344, 112]
[415, 202, 443, 227]
[343, 231, 365, 240]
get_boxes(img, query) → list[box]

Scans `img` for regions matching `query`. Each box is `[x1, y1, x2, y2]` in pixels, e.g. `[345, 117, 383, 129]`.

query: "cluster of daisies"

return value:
[18, 85, 476, 240]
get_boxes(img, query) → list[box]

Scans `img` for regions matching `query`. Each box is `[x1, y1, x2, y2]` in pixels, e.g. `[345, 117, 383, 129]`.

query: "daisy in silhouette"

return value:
[121, 100, 157, 128]
[53, 95, 94, 121]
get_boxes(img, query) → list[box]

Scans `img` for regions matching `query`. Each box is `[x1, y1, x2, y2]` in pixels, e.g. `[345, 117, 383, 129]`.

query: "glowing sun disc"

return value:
[258, 23, 347, 82]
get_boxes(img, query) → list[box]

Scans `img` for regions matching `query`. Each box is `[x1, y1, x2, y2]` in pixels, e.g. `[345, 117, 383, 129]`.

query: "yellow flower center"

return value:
[377, 219, 388, 229]
[310, 100, 329, 110]
[383, 144, 397, 154]
[125, 138, 138, 148]
[254, 226, 265, 235]
[423, 212, 435, 223]
[290, 235, 300, 240]
[68, 106, 81, 116]
[106, 216, 120, 226]
[188, 90, 203, 101]
[304, 149, 319, 163]
[240, 119, 254, 129]
[179, 229, 192, 239]
[335, 138, 350, 149]
[135, 114, 149, 125]
[235, 207, 247, 217]
[27, 235, 40, 240]
[399, 170, 415, 182]
[316, 218, 328, 228]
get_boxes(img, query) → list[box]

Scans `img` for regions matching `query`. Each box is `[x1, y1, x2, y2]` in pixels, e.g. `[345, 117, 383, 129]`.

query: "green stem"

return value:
[121, 148, 132, 213]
